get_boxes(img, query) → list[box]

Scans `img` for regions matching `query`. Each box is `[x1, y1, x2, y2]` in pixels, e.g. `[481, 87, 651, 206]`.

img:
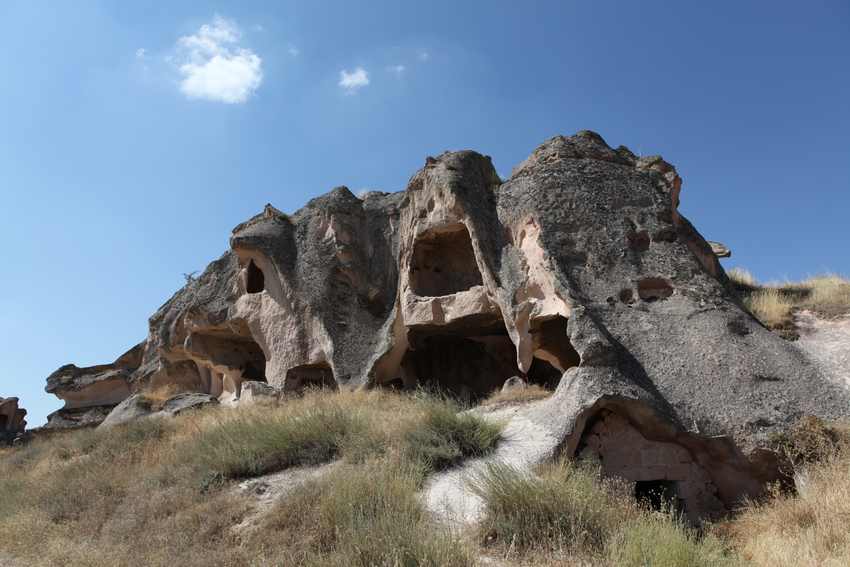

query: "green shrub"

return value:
[608, 514, 740, 567]
[188, 406, 365, 483]
[403, 400, 502, 472]
[470, 460, 628, 554]
[262, 459, 474, 567]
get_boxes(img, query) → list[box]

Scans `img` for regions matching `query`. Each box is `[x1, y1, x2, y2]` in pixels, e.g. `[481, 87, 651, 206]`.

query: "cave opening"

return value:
[530, 316, 580, 375]
[0, 415, 7, 431]
[187, 328, 268, 397]
[634, 480, 680, 512]
[409, 224, 483, 297]
[576, 409, 723, 522]
[246, 260, 265, 294]
[285, 362, 337, 393]
[526, 357, 562, 389]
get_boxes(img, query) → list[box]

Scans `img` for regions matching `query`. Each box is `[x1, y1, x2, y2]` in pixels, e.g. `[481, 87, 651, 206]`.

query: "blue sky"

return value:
[1, 1, 848, 426]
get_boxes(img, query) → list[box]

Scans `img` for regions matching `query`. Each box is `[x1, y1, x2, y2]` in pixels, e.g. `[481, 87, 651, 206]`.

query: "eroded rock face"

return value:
[43, 343, 143, 429]
[0, 397, 27, 443]
[43, 131, 850, 519]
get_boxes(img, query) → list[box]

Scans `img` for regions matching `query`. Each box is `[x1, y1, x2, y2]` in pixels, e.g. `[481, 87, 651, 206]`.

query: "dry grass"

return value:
[256, 458, 474, 566]
[0, 389, 499, 566]
[743, 289, 795, 330]
[4, 388, 850, 567]
[728, 268, 850, 330]
[481, 384, 553, 406]
[727, 451, 850, 566]
[727, 267, 758, 289]
[471, 460, 740, 566]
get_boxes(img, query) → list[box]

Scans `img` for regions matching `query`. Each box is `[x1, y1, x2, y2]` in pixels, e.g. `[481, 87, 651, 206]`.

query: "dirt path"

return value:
[795, 310, 850, 390]
[423, 402, 560, 526]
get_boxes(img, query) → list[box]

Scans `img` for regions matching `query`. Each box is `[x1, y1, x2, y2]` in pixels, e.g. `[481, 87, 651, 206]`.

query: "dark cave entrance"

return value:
[187, 328, 268, 396]
[241, 359, 267, 383]
[530, 316, 580, 375]
[400, 315, 571, 402]
[409, 224, 483, 297]
[634, 480, 681, 513]
[245, 260, 265, 294]
[285, 362, 337, 393]
[0, 415, 7, 431]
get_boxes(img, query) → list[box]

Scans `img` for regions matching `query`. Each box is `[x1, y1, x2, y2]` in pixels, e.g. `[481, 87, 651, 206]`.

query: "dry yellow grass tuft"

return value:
[729, 268, 850, 330]
[728, 452, 850, 567]
[727, 267, 758, 289]
[743, 288, 794, 330]
[481, 384, 553, 406]
[800, 274, 850, 317]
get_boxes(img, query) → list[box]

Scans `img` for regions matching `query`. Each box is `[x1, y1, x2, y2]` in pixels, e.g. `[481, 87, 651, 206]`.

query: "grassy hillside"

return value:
[728, 270, 850, 332]
[1, 390, 849, 566]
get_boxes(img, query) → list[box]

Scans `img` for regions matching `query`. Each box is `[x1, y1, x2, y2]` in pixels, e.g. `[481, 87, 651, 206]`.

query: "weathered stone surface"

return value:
[44, 131, 850, 519]
[43, 342, 143, 428]
[501, 377, 527, 393]
[100, 392, 218, 428]
[0, 397, 26, 444]
[239, 381, 281, 405]
[44, 405, 113, 430]
[708, 240, 732, 258]
[160, 392, 219, 416]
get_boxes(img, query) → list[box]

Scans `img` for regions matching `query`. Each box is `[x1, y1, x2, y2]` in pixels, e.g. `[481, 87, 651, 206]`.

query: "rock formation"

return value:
[0, 397, 27, 444]
[42, 131, 850, 520]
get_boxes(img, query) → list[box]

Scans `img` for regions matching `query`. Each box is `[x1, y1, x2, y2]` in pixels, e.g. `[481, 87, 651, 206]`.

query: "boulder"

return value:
[708, 240, 732, 258]
[0, 397, 26, 444]
[99, 392, 219, 428]
[159, 392, 219, 416]
[99, 394, 155, 428]
[501, 376, 528, 392]
[44, 131, 850, 519]
[239, 381, 280, 406]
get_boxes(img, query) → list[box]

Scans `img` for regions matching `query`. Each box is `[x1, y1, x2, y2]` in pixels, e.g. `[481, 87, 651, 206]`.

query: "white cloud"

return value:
[135, 48, 146, 59]
[417, 49, 430, 61]
[387, 64, 406, 76]
[338, 66, 369, 93]
[174, 16, 263, 104]
[288, 45, 300, 57]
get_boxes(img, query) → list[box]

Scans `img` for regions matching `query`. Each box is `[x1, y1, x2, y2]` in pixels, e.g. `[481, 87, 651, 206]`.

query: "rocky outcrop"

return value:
[0, 397, 26, 444]
[43, 343, 143, 429]
[708, 240, 732, 258]
[43, 131, 850, 520]
[100, 392, 219, 428]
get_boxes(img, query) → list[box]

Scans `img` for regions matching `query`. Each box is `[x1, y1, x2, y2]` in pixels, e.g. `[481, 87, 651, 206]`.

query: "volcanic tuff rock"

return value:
[0, 397, 26, 444]
[42, 131, 850, 519]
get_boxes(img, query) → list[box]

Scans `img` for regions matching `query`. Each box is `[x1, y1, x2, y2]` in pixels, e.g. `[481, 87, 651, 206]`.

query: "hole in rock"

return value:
[245, 260, 265, 294]
[635, 480, 680, 512]
[637, 277, 673, 302]
[410, 224, 483, 297]
[627, 231, 650, 252]
[531, 316, 581, 373]
[402, 329, 516, 402]
[577, 409, 721, 522]
[526, 357, 562, 389]
[0, 415, 7, 431]
[188, 329, 267, 395]
[285, 362, 337, 393]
